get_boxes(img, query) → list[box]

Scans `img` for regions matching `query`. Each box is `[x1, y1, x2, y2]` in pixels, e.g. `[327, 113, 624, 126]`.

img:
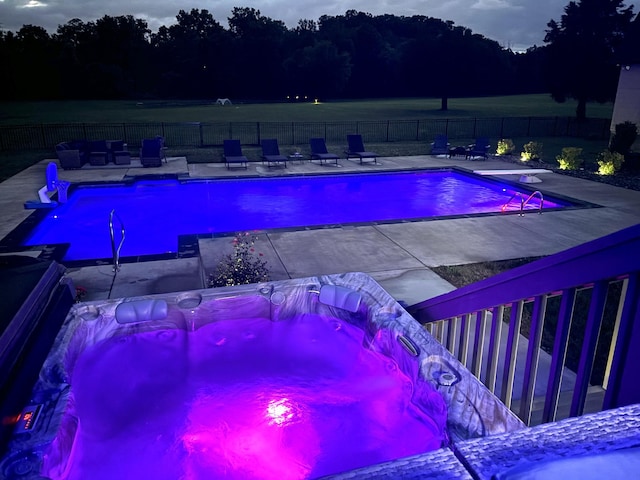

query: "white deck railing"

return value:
[408, 224, 640, 426]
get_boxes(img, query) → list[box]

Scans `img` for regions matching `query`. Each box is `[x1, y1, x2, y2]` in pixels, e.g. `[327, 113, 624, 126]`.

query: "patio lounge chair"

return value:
[140, 138, 163, 167]
[430, 134, 450, 155]
[260, 139, 287, 168]
[223, 139, 248, 169]
[466, 137, 490, 160]
[309, 138, 340, 165]
[345, 134, 378, 164]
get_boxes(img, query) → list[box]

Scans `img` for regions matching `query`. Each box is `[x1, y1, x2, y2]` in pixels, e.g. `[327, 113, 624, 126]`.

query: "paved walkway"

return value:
[1, 154, 639, 306]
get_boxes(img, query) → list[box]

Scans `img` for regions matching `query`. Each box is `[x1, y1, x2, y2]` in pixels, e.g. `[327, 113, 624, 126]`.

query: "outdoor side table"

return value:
[288, 153, 306, 163]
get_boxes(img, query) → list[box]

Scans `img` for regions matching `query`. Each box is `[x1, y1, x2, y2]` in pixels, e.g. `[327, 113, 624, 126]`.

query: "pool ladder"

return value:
[501, 191, 544, 216]
[109, 209, 125, 272]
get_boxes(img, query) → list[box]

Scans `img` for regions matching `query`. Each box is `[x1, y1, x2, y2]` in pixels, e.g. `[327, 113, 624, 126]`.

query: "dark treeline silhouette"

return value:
[0, 5, 638, 114]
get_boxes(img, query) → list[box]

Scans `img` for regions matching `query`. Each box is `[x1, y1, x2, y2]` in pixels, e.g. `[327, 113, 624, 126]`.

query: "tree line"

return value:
[0, 2, 638, 118]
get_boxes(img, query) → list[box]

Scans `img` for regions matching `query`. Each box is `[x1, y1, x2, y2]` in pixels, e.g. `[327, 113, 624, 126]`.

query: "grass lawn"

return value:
[0, 94, 613, 125]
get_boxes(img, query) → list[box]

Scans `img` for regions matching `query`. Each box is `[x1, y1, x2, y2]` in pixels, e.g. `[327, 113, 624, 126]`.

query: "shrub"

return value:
[208, 232, 270, 287]
[520, 141, 543, 162]
[556, 147, 583, 170]
[496, 139, 515, 155]
[597, 150, 624, 175]
[609, 121, 638, 154]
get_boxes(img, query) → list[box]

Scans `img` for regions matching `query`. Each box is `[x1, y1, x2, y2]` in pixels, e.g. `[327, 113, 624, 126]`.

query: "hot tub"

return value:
[0, 272, 523, 479]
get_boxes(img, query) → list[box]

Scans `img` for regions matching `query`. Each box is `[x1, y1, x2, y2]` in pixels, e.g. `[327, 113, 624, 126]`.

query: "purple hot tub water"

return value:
[1, 273, 523, 479]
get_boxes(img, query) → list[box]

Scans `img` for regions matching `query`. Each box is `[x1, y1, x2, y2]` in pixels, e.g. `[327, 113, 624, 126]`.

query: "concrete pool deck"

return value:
[1, 154, 640, 307]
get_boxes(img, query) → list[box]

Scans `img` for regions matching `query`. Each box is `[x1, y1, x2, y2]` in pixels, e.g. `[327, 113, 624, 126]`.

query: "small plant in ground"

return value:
[208, 232, 270, 287]
[520, 141, 543, 162]
[597, 150, 624, 175]
[496, 138, 515, 155]
[556, 147, 583, 170]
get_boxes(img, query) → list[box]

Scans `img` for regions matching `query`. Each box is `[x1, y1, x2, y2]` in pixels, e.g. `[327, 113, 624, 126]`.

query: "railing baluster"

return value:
[434, 320, 445, 344]
[603, 279, 627, 390]
[603, 273, 640, 409]
[519, 295, 548, 424]
[486, 306, 504, 393]
[458, 314, 471, 367]
[447, 316, 459, 356]
[542, 288, 577, 423]
[471, 310, 488, 378]
[500, 301, 523, 408]
[571, 281, 608, 417]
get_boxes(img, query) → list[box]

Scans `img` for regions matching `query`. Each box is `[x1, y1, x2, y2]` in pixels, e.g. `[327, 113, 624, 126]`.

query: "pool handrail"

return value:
[109, 209, 125, 272]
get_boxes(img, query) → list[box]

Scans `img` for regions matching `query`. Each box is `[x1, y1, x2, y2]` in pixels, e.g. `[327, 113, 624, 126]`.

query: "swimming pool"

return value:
[0, 273, 523, 479]
[16, 169, 582, 263]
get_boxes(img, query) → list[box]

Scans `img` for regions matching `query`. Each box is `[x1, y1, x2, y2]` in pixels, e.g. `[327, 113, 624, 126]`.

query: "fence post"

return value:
[445, 119, 449, 137]
[416, 120, 420, 141]
[291, 122, 295, 145]
[387, 120, 390, 142]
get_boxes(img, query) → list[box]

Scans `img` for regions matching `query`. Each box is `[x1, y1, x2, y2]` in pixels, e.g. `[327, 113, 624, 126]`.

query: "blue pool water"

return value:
[23, 170, 575, 261]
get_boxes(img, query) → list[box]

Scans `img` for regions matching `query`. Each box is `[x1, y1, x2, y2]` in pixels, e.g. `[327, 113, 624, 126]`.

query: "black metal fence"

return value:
[0, 116, 612, 152]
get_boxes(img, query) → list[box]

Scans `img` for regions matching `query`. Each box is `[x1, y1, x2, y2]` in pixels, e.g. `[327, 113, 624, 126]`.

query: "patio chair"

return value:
[430, 134, 450, 155]
[260, 139, 287, 168]
[88, 140, 109, 166]
[223, 139, 248, 169]
[109, 140, 131, 165]
[309, 138, 340, 165]
[140, 138, 163, 167]
[466, 137, 490, 160]
[55, 141, 88, 170]
[156, 136, 168, 163]
[345, 134, 378, 164]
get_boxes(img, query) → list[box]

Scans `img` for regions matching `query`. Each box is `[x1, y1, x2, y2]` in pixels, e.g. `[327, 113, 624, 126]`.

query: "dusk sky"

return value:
[1, 0, 638, 52]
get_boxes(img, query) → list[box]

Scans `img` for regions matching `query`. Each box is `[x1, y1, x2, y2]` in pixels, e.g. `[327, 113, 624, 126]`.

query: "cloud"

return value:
[470, 0, 523, 10]
[18, 1, 48, 8]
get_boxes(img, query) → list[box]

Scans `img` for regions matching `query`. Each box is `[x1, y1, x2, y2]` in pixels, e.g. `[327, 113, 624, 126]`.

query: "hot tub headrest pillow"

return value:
[115, 299, 168, 324]
[319, 285, 362, 313]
